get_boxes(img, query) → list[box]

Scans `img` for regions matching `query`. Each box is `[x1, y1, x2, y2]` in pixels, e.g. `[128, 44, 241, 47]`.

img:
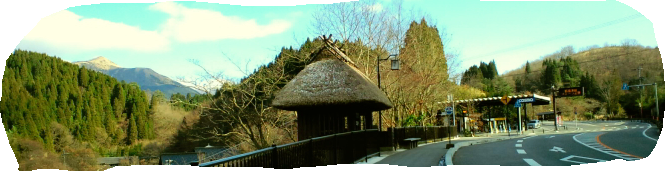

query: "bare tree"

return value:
[174, 51, 302, 151]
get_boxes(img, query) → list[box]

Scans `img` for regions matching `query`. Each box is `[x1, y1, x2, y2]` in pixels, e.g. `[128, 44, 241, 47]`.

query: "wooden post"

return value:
[271, 144, 278, 168]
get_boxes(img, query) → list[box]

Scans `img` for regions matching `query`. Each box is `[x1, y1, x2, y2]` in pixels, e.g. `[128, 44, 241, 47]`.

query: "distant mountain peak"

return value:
[71, 56, 200, 97]
[74, 56, 121, 70]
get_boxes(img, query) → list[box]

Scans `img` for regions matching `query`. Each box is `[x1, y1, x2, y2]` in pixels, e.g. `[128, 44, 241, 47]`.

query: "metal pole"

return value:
[518, 106, 522, 135]
[377, 56, 382, 133]
[656, 83, 659, 121]
[524, 104, 528, 131]
[506, 109, 510, 137]
[452, 94, 456, 127]
[639, 66, 644, 122]
[553, 86, 558, 131]
[448, 114, 452, 145]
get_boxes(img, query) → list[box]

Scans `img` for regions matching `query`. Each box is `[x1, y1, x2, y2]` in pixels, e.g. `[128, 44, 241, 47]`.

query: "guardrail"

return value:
[199, 129, 379, 168]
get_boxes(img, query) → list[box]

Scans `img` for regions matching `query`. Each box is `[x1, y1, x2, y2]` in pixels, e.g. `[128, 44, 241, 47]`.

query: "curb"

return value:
[363, 137, 461, 164]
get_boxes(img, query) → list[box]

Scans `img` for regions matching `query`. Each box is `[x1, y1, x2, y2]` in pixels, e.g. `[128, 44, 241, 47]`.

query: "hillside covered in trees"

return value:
[1, 50, 156, 170]
[461, 43, 663, 123]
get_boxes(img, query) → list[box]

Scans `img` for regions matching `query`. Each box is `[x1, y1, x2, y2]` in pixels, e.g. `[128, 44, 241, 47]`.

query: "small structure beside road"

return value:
[272, 35, 393, 140]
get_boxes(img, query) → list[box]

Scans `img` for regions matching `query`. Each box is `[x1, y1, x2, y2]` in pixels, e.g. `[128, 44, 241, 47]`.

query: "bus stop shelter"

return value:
[440, 94, 551, 133]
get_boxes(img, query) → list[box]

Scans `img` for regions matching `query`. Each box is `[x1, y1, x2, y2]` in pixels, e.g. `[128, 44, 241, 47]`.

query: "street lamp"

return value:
[377, 54, 399, 156]
[377, 54, 399, 130]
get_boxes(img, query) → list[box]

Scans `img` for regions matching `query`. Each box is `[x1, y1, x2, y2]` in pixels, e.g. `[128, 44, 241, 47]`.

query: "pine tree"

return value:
[128, 116, 138, 145]
[78, 67, 89, 88]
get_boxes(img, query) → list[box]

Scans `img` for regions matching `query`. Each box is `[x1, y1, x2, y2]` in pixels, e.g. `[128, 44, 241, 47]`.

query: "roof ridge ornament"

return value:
[318, 34, 358, 68]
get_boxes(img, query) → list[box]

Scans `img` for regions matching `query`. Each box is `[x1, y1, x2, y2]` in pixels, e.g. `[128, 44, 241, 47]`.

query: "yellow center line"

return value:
[595, 133, 643, 159]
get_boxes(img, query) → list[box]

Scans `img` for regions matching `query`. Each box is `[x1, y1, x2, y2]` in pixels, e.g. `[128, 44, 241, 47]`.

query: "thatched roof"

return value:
[272, 58, 393, 111]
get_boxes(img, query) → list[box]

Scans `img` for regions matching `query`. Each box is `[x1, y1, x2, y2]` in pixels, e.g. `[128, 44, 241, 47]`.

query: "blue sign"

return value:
[445, 107, 453, 115]
[622, 83, 629, 90]
[514, 102, 522, 108]
[517, 98, 535, 103]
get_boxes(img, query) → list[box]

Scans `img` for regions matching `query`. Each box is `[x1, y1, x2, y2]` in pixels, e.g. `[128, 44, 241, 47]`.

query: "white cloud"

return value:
[149, 1, 293, 42]
[369, 3, 384, 13]
[22, 10, 170, 52]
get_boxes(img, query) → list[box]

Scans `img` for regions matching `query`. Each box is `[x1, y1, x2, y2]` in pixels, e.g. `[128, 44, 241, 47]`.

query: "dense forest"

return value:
[1, 50, 156, 170]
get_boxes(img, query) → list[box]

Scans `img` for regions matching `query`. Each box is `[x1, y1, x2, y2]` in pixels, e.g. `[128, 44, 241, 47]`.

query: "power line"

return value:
[465, 13, 644, 61]
[499, 48, 651, 79]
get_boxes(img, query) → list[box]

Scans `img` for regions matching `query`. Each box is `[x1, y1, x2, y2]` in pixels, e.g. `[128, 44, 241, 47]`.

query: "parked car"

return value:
[527, 120, 541, 129]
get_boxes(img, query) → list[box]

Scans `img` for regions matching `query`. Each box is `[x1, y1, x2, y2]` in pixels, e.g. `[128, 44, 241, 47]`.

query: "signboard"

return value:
[500, 95, 511, 105]
[514, 102, 522, 108]
[557, 87, 584, 97]
[574, 107, 577, 115]
[445, 107, 453, 115]
[622, 83, 629, 90]
[517, 97, 536, 103]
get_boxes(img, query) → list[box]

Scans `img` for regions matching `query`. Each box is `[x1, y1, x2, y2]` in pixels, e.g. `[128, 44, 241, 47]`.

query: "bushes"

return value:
[11, 138, 68, 171]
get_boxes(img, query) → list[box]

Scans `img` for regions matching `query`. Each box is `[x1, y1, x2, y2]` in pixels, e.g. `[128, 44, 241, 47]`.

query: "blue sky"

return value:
[11, 0, 661, 85]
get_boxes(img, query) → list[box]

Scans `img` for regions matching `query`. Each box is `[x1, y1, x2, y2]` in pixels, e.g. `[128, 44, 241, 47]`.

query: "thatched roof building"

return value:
[272, 36, 392, 111]
[271, 35, 393, 140]
[272, 59, 392, 111]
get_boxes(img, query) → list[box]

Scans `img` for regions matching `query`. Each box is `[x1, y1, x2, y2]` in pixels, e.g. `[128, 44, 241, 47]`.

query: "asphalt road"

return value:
[453, 121, 660, 166]
[375, 139, 474, 167]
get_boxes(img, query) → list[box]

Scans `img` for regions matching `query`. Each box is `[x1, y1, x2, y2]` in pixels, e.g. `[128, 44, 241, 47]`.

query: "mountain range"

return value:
[73, 56, 200, 97]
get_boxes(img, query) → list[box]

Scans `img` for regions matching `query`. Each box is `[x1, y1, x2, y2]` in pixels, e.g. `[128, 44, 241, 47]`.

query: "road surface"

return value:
[453, 121, 660, 166]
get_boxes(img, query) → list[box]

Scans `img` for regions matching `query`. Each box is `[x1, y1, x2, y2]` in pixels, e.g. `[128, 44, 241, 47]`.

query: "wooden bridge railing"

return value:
[199, 129, 379, 168]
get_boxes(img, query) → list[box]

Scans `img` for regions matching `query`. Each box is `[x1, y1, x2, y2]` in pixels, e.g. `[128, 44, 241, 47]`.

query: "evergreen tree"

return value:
[560, 56, 581, 87]
[78, 67, 89, 88]
[541, 59, 562, 92]
[580, 72, 601, 100]
[127, 116, 138, 144]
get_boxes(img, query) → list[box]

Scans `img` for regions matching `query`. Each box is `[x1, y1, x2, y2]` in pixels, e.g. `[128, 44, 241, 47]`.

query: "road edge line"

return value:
[641, 124, 658, 142]
[595, 133, 643, 159]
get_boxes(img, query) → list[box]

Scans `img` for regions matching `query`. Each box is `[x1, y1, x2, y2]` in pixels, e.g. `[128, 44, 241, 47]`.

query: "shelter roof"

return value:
[440, 94, 551, 107]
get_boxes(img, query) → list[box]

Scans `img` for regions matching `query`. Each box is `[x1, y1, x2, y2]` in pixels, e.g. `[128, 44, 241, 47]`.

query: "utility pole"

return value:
[552, 86, 558, 131]
[628, 83, 660, 122]
[656, 83, 659, 122]
[637, 66, 644, 122]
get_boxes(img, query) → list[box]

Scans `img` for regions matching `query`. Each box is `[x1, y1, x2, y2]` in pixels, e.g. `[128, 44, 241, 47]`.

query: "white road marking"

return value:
[546, 136, 555, 138]
[516, 144, 522, 147]
[517, 149, 527, 154]
[560, 155, 606, 164]
[641, 124, 657, 142]
[522, 136, 536, 139]
[523, 158, 541, 166]
[549, 146, 566, 153]
[517, 140, 523, 143]
[572, 133, 641, 161]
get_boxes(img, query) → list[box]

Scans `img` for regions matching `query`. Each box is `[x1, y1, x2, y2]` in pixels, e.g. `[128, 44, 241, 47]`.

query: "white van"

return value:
[527, 120, 541, 129]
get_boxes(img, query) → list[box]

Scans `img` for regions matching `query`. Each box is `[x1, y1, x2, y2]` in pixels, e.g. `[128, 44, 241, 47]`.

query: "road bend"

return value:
[452, 121, 660, 166]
